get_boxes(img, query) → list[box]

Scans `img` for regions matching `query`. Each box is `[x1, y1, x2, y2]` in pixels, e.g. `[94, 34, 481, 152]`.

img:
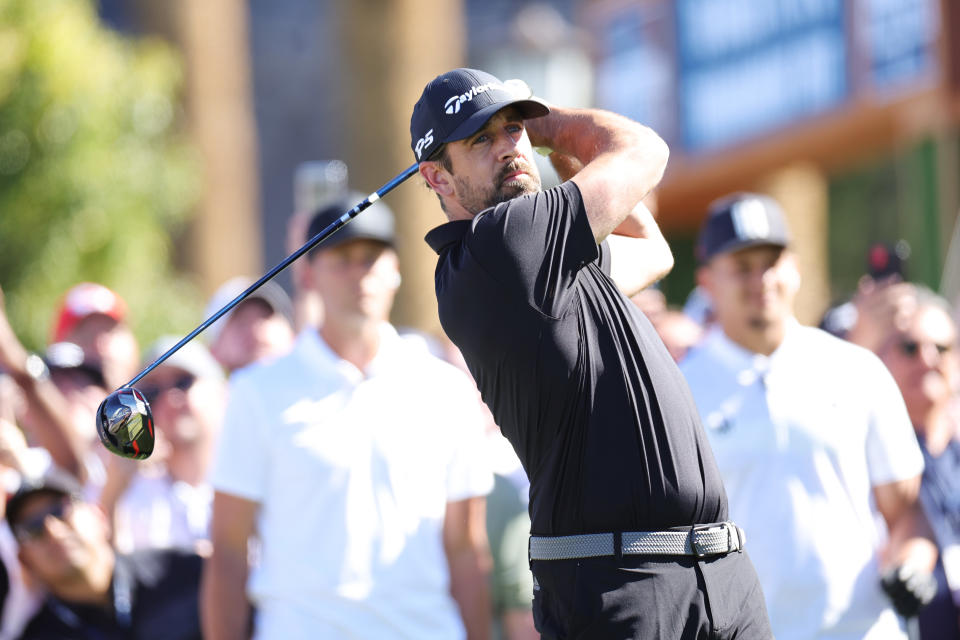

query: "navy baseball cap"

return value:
[410, 68, 550, 162]
[306, 192, 395, 254]
[697, 193, 791, 263]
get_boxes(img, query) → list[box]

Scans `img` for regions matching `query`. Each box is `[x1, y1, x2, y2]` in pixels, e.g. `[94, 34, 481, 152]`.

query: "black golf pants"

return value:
[531, 550, 772, 639]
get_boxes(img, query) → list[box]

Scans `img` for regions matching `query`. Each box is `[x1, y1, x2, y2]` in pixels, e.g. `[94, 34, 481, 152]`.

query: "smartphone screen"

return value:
[294, 160, 348, 214]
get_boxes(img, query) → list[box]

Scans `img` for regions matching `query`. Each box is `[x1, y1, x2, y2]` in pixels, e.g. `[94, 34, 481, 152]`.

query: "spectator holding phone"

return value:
[821, 242, 917, 352]
[681, 194, 936, 638]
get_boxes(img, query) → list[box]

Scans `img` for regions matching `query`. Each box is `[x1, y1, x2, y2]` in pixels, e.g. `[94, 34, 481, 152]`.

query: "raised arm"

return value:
[546, 150, 673, 295]
[605, 203, 674, 297]
[525, 107, 669, 243]
[0, 287, 87, 481]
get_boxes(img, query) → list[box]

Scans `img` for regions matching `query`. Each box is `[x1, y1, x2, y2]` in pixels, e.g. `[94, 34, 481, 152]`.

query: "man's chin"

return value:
[746, 317, 772, 331]
[497, 177, 540, 201]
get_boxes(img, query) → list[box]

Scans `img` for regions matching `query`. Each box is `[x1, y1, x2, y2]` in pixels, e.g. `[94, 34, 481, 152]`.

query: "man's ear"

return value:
[300, 254, 319, 292]
[419, 161, 454, 198]
[781, 250, 802, 294]
[84, 501, 112, 542]
[17, 547, 31, 571]
[695, 265, 712, 298]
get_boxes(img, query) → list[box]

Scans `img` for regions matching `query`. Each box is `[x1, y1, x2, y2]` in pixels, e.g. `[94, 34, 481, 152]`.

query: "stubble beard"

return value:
[455, 160, 542, 216]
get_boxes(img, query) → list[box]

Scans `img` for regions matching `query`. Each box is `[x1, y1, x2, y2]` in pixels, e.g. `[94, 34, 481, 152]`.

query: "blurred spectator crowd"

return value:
[0, 182, 957, 640]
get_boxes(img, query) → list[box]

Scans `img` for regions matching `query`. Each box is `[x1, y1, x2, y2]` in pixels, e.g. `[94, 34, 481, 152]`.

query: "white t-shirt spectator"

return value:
[681, 321, 924, 640]
[112, 468, 212, 554]
[211, 325, 493, 640]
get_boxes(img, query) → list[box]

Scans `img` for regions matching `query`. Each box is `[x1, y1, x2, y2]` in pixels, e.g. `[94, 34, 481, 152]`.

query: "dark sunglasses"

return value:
[140, 374, 196, 404]
[898, 339, 954, 358]
[12, 497, 74, 543]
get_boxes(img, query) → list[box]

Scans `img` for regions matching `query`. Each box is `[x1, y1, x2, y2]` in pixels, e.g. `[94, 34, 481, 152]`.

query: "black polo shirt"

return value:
[425, 181, 727, 536]
[18, 549, 203, 640]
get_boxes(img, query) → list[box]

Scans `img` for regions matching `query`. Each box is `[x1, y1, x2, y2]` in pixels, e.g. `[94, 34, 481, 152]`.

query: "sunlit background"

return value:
[1, 0, 957, 349]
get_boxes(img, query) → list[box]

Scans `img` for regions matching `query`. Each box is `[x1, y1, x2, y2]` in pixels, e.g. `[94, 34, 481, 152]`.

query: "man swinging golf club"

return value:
[414, 68, 772, 638]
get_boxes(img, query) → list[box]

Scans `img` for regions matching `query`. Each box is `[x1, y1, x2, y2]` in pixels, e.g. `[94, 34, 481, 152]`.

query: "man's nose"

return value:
[42, 513, 71, 540]
[758, 267, 779, 289]
[918, 343, 944, 368]
[495, 131, 520, 162]
[155, 387, 189, 413]
[742, 267, 770, 290]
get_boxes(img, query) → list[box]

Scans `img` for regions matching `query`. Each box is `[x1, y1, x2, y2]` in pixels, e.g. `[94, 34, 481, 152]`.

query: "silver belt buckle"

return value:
[728, 522, 745, 552]
[727, 522, 738, 552]
[691, 522, 740, 557]
[690, 523, 714, 558]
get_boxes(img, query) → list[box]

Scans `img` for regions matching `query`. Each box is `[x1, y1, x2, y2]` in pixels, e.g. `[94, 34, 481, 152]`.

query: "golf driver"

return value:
[96, 162, 420, 459]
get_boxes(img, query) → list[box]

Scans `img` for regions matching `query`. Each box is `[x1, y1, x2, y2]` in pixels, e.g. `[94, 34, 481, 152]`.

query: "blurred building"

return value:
[574, 0, 960, 322]
[99, 0, 960, 330]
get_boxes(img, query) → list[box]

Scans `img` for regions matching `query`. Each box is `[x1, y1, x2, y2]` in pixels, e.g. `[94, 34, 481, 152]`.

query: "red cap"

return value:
[52, 283, 128, 342]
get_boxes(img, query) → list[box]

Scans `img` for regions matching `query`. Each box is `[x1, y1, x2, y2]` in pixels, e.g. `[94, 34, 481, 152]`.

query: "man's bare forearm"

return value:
[449, 544, 492, 640]
[546, 150, 583, 182]
[546, 142, 673, 293]
[607, 202, 674, 296]
[201, 550, 252, 640]
[527, 106, 657, 167]
[526, 106, 668, 242]
[0, 343, 86, 480]
[445, 496, 492, 640]
[881, 501, 938, 572]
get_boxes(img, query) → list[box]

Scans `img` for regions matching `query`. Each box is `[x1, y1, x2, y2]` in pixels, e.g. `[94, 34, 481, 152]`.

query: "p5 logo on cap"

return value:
[415, 129, 434, 160]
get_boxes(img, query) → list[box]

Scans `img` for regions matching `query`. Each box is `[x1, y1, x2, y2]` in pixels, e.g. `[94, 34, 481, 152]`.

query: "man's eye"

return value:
[472, 134, 489, 145]
[507, 124, 522, 133]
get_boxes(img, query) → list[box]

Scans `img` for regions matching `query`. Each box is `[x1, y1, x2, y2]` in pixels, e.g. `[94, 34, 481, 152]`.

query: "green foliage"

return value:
[0, 0, 202, 353]
[828, 138, 943, 301]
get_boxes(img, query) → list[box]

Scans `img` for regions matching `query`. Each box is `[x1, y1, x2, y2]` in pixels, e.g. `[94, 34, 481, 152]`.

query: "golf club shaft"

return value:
[121, 162, 420, 389]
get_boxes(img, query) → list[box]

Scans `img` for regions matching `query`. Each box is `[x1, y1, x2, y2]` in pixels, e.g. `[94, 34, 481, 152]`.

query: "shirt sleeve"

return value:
[437, 367, 494, 502]
[862, 351, 924, 486]
[208, 371, 269, 502]
[465, 181, 598, 317]
[597, 239, 612, 277]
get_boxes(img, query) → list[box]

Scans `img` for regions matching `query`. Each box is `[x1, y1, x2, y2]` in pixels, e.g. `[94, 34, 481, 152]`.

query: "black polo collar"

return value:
[425, 220, 473, 255]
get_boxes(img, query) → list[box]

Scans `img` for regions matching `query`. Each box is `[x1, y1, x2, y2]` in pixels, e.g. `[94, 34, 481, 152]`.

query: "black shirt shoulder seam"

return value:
[458, 238, 577, 323]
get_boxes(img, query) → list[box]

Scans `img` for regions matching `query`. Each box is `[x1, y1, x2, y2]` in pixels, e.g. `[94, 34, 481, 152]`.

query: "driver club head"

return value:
[96, 388, 155, 459]
[91, 164, 419, 461]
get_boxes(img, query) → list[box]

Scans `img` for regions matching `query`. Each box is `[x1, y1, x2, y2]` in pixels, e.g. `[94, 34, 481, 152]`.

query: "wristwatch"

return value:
[24, 353, 50, 383]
